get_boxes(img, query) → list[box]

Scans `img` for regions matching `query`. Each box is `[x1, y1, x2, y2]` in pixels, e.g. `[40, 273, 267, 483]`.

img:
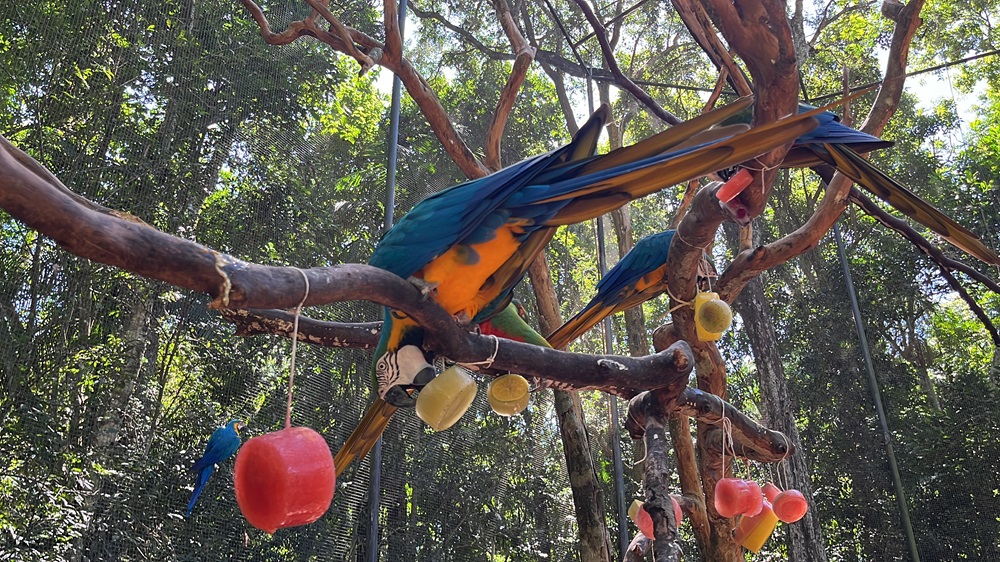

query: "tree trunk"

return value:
[529, 255, 613, 562]
[71, 288, 153, 562]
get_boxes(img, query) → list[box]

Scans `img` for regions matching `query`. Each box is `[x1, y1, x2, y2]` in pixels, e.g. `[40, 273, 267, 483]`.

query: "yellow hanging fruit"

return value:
[415, 365, 477, 431]
[488, 374, 530, 416]
[489, 373, 529, 402]
[694, 292, 732, 341]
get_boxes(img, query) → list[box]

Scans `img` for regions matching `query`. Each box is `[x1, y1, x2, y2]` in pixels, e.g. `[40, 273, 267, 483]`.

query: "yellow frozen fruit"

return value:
[415, 365, 477, 431]
[699, 298, 733, 332]
[694, 292, 732, 341]
[489, 374, 529, 402]
[488, 383, 530, 416]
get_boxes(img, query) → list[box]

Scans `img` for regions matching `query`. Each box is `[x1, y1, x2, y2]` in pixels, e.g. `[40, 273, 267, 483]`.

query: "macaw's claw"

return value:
[384, 385, 418, 408]
[407, 276, 439, 299]
[382, 366, 436, 408]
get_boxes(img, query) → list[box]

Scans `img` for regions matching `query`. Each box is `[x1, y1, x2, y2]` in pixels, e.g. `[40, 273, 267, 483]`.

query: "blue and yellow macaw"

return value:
[547, 230, 676, 350]
[332, 96, 831, 478]
[186, 419, 245, 517]
[724, 104, 1000, 265]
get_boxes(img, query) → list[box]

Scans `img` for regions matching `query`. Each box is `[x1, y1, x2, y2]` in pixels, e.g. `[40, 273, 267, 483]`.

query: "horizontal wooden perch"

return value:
[0, 134, 695, 398]
[626, 387, 794, 463]
[220, 308, 383, 350]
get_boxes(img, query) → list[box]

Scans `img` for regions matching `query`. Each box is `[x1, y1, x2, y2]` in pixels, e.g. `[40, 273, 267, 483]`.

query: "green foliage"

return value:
[3, 0, 1000, 560]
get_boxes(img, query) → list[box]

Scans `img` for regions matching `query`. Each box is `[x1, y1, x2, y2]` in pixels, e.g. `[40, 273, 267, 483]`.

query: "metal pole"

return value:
[597, 216, 630, 558]
[369, 2, 407, 561]
[833, 221, 922, 562]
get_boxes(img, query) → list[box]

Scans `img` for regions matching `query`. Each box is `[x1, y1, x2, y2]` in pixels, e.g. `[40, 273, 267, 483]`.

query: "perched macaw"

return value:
[723, 104, 1000, 265]
[547, 230, 676, 350]
[186, 419, 245, 517]
[332, 96, 830, 478]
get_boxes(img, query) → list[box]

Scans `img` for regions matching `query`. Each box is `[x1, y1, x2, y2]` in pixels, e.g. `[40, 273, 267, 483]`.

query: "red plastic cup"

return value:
[234, 426, 335, 533]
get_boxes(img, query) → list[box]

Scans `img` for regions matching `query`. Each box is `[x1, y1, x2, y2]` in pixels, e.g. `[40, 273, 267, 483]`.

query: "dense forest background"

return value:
[2, 0, 1000, 560]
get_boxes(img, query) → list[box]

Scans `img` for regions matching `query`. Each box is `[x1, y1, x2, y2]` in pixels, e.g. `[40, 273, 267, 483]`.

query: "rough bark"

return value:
[640, 413, 683, 561]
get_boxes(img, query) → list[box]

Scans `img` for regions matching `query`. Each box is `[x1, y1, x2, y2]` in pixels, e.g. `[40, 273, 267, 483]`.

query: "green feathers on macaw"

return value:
[333, 95, 831, 478]
[478, 300, 552, 349]
[722, 103, 1000, 265]
[186, 420, 245, 517]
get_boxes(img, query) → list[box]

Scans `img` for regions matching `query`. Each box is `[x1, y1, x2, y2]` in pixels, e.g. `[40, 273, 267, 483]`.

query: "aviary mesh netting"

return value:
[2, 0, 1000, 561]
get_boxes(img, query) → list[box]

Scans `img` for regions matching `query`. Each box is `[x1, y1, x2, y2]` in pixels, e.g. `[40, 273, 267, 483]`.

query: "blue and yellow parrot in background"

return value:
[331, 96, 836, 478]
[186, 419, 245, 517]
[723, 104, 1000, 265]
[546, 229, 676, 350]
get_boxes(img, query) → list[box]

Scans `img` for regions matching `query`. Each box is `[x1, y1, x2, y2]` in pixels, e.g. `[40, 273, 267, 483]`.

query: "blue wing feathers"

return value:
[594, 230, 674, 302]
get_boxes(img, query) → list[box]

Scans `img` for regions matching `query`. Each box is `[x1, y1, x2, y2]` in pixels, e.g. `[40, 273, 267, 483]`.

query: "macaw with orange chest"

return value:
[332, 96, 831, 477]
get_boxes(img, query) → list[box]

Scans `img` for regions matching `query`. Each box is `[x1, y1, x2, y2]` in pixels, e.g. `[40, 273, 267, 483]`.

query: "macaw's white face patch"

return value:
[375, 345, 433, 399]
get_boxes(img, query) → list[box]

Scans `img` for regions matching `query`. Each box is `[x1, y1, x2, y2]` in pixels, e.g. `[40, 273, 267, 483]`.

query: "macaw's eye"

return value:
[375, 353, 399, 398]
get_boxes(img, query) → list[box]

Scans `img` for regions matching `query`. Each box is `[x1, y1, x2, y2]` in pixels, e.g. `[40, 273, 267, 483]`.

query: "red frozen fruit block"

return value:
[234, 426, 335, 534]
[743, 480, 764, 517]
[628, 498, 684, 539]
[714, 478, 750, 518]
[773, 489, 809, 524]
[716, 168, 753, 203]
[670, 496, 684, 525]
[628, 500, 654, 538]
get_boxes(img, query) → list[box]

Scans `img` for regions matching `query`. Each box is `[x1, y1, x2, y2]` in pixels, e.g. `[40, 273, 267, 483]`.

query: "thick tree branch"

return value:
[667, 184, 730, 391]
[0, 134, 696, 398]
[220, 308, 383, 349]
[383, 0, 403, 64]
[627, 387, 793, 463]
[641, 414, 684, 562]
[864, 0, 925, 137]
[302, 0, 377, 73]
[716, 171, 853, 302]
[651, 323, 711, 546]
[671, 0, 753, 96]
[485, 0, 536, 170]
[697, 0, 799, 221]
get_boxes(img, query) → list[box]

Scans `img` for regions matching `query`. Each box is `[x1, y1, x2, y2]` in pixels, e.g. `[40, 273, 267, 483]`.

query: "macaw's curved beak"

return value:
[376, 345, 437, 408]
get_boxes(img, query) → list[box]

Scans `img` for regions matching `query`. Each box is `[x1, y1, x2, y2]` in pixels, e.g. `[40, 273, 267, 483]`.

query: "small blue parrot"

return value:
[186, 419, 246, 517]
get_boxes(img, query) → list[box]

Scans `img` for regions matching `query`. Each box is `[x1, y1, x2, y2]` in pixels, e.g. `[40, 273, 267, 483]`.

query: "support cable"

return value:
[369, 1, 407, 560]
[598, 216, 631, 558]
[834, 222, 922, 562]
